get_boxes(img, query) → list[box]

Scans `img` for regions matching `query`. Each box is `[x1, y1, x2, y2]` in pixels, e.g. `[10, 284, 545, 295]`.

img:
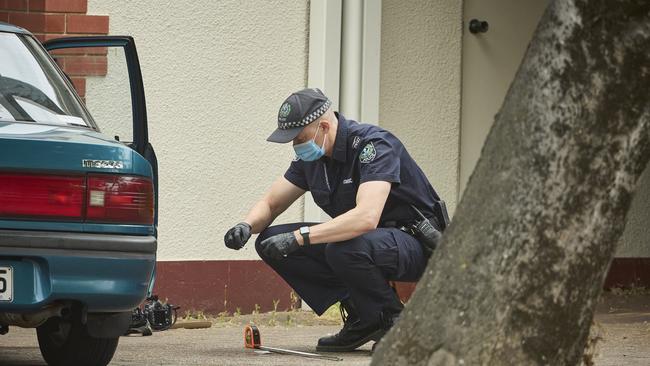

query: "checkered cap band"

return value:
[278, 99, 332, 130]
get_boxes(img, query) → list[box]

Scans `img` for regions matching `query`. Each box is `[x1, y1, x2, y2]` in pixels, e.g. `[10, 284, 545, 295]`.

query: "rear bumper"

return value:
[0, 229, 156, 313]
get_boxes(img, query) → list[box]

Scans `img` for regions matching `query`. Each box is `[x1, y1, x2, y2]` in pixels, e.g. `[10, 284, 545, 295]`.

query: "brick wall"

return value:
[0, 0, 109, 98]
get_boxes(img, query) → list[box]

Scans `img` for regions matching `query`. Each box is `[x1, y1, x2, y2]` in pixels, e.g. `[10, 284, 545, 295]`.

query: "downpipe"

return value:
[0, 303, 66, 328]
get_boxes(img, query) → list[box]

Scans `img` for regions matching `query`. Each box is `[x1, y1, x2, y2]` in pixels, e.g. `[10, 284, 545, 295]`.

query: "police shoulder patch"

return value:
[359, 142, 377, 163]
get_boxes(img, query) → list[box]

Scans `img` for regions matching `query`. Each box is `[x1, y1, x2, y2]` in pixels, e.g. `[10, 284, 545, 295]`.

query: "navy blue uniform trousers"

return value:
[255, 222, 428, 326]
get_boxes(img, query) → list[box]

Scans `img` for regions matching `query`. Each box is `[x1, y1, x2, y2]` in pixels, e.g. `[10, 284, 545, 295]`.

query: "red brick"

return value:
[33, 33, 46, 43]
[51, 46, 107, 56]
[4, 0, 28, 11]
[66, 14, 108, 34]
[62, 55, 107, 76]
[52, 56, 65, 70]
[70, 77, 86, 97]
[0, 12, 9, 23]
[33, 33, 68, 44]
[29, 0, 87, 13]
[8, 13, 65, 33]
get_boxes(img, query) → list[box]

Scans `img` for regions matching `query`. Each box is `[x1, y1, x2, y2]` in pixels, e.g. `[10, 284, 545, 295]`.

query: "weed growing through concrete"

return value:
[290, 291, 300, 311]
[177, 302, 345, 327]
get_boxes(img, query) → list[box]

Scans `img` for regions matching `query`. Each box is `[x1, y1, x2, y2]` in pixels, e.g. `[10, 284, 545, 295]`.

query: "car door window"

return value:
[44, 36, 149, 155]
[89, 47, 133, 143]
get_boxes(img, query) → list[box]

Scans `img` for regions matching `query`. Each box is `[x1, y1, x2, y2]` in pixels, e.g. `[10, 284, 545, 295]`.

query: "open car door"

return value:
[42, 36, 159, 230]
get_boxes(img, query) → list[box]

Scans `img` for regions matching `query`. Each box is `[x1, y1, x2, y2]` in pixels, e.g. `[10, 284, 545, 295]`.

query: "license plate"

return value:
[0, 267, 13, 302]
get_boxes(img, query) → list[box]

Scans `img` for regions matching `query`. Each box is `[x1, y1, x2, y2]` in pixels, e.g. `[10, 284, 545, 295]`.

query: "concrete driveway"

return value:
[1, 293, 648, 366]
[0, 325, 372, 366]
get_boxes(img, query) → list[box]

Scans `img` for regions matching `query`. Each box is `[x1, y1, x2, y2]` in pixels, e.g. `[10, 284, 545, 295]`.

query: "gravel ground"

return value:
[0, 294, 648, 366]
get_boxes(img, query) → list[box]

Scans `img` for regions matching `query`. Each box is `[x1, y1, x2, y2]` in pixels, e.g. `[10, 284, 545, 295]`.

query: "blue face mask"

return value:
[293, 125, 327, 162]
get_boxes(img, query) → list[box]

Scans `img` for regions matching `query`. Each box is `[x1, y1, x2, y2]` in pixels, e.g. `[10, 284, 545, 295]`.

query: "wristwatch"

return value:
[299, 226, 311, 246]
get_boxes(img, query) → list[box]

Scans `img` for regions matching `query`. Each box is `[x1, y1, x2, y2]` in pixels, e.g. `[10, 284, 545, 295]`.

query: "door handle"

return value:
[469, 19, 489, 34]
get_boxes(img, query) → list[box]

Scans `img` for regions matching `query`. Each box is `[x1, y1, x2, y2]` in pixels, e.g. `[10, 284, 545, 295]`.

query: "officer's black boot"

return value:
[317, 300, 398, 352]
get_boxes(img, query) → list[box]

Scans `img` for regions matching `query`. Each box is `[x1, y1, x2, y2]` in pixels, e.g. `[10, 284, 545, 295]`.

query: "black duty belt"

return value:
[380, 215, 443, 257]
[380, 216, 442, 232]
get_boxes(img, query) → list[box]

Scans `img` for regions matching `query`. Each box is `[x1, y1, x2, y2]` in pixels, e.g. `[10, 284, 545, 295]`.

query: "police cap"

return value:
[267, 88, 332, 143]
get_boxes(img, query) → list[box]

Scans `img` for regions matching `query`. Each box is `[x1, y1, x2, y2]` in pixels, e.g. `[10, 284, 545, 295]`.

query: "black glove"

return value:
[224, 222, 252, 250]
[259, 232, 300, 260]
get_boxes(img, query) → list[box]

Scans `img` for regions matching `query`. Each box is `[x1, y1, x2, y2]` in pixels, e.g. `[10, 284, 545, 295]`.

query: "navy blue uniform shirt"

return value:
[284, 113, 442, 224]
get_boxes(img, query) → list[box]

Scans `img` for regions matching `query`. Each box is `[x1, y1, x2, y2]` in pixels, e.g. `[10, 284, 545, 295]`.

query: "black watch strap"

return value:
[299, 226, 311, 246]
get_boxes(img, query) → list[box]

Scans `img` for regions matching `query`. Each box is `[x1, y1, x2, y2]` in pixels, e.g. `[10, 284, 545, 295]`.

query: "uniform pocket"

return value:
[370, 235, 400, 279]
[392, 230, 426, 281]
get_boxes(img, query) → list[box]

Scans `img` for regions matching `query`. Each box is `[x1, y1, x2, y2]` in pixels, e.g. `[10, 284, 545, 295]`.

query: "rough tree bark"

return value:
[372, 1, 650, 365]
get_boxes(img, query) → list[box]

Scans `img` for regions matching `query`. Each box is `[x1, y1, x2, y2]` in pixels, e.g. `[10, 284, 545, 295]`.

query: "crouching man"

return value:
[224, 88, 447, 352]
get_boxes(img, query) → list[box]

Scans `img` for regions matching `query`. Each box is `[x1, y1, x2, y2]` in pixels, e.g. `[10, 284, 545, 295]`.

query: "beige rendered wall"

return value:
[379, 0, 463, 214]
[459, 0, 649, 258]
[85, 0, 309, 261]
[617, 167, 650, 257]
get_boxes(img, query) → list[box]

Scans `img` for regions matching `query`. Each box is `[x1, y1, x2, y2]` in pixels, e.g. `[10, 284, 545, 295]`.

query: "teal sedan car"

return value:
[0, 22, 158, 366]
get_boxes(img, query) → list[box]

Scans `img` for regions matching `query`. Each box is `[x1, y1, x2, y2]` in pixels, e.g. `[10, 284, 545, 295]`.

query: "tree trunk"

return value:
[372, 1, 650, 365]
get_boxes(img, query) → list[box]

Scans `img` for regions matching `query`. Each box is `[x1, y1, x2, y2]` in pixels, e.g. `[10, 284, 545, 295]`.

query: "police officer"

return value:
[224, 88, 446, 352]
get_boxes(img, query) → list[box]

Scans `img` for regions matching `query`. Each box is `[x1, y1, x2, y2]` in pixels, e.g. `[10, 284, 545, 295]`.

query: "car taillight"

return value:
[0, 173, 84, 219]
[86, 175, 155, 224]
[0, 172, 154, 225]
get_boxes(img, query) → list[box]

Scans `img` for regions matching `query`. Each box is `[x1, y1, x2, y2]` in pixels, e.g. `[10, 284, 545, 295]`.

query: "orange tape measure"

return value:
[244, 324, 261, 349]
[243, 324, 342, 361]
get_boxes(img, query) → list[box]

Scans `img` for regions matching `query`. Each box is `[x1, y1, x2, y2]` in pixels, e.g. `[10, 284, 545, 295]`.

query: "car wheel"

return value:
[36, 317, 119, 366]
